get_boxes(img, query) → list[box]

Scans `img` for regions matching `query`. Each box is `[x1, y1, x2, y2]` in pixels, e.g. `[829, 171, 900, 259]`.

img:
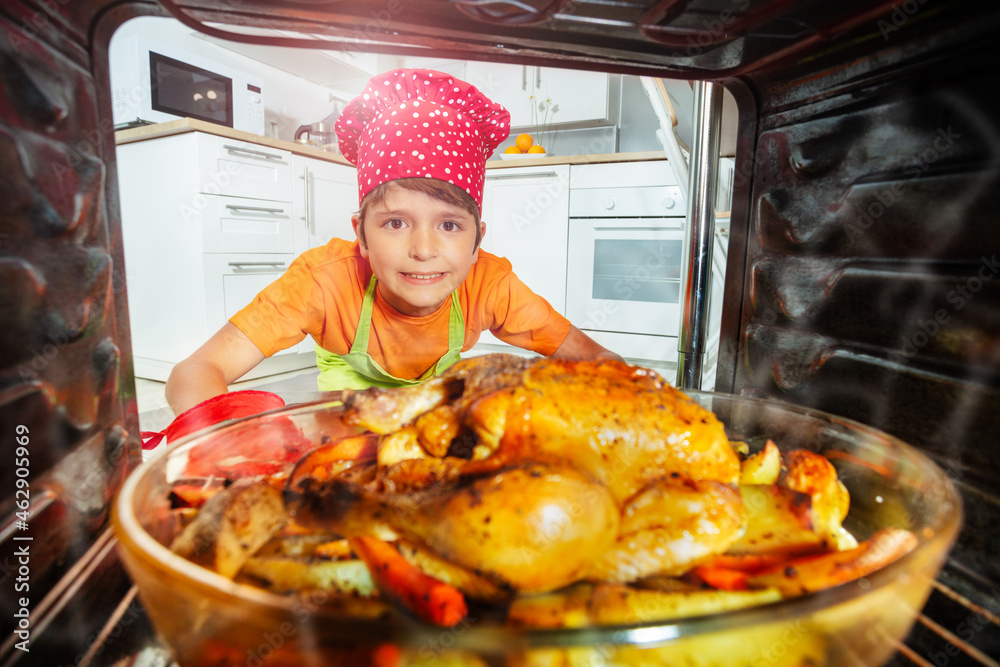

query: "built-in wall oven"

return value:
[566, 161, 686, 367]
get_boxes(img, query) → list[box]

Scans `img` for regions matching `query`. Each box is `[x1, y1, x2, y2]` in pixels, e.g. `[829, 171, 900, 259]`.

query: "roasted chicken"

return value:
[166, 353, 920, 657]
[284, 354, 747, 593]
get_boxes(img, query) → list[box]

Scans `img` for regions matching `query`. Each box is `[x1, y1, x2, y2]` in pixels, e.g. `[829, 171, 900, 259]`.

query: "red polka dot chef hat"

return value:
[335, 68, 511, 211]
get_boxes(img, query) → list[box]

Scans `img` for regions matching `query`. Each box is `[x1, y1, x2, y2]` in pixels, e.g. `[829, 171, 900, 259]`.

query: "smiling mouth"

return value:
[402, 272, 444, 281]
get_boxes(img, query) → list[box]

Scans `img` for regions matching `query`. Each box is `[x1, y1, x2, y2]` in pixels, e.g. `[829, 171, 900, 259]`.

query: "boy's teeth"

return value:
[405, 273, 442, 280]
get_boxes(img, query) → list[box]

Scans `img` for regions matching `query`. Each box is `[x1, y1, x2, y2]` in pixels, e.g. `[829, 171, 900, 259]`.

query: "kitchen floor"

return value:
[135, 366, 323, 434]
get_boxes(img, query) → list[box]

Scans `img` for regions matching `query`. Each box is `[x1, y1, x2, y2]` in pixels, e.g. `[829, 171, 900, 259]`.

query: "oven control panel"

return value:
[570, 185, 685, 218]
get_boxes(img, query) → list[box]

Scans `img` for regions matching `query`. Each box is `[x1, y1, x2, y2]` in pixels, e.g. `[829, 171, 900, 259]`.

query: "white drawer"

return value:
[570, 160, 676, 188]
[196, 134, 293, 202]
[200, 194, 295, 254]
[203, 253, 298, 357]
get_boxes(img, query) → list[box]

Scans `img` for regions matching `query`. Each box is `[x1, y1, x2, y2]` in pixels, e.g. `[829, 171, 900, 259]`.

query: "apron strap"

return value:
[348, 274, 379, 355]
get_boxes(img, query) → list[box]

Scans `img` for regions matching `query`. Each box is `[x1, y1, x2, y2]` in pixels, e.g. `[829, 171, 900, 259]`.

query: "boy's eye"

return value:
[441, 220, 458, 232]
[385, 218, 406, 230]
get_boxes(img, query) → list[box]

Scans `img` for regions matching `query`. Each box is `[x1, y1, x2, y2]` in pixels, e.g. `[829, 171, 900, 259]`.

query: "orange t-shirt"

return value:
[229, 238, 571, 380]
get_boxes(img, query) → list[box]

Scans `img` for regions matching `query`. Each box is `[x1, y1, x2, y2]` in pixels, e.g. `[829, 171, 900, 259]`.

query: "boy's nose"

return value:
[409, 226, 437, 260]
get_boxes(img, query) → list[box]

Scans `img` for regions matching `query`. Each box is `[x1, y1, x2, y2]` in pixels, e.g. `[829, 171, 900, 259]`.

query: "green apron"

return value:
[315, 275, 465, 391]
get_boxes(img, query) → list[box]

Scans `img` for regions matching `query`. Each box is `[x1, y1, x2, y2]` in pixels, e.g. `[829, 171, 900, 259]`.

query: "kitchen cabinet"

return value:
[292, 155, 356, 253]
[464, 62, 610, 129]
[540, 68, 611, 126]
[464, 62, 535, 128]
[118, 131, 318, 381]
[474, 164, 571, 350]
[290, 155, 357, 353]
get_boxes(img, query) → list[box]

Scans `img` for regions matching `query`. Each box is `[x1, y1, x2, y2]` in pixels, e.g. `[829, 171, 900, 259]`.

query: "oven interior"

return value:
[0, 0, 997, 664]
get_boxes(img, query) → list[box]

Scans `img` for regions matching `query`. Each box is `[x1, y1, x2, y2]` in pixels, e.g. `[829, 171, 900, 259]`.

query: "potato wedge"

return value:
[507, 580, 783, 629]
[240, 556, 376, 596]
[731, 484, 824, 556]
[505, 583, 595, 629]
[781, 449, 857, 550]
[740, 439, 781, 485]
[568, 624, 825, 667]
[378, 427, 429, 468]
[745, 527, 918, 595]
[588, 583, 783, 624]
[255, 534, 348, 559]
[171, 479, 287, 578]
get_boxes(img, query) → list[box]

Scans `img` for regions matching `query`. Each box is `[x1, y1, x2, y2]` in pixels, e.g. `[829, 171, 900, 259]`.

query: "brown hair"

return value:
[356, 178, 482, 250]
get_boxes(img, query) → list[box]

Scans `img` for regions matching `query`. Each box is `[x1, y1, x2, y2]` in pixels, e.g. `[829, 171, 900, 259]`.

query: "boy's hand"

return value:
[165, 323, 267, 415]
[551, 325, 625, 363]
[141, 389, 285, 450]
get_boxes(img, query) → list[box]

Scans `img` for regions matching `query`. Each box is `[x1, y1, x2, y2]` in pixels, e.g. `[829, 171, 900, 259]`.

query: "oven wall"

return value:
[0, 0, 997, 663]
[716, 2, 1000, 654]
[0, 0, 143, 663]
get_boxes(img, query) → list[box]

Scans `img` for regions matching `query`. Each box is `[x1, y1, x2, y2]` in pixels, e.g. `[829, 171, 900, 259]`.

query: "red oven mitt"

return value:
[140, 390, 286, 451]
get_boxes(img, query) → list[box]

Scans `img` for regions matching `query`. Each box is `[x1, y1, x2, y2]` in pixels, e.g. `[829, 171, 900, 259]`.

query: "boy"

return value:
[165, 69, 621, 415]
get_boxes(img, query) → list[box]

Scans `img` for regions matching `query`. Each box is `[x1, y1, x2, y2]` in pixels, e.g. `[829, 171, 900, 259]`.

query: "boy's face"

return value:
[353, 183, 485, 317]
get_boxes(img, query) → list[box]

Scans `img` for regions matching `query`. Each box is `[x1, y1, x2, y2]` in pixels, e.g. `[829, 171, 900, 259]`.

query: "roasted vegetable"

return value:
[739, 438, 781, 485]
[241, 556, 376, 596]
[170, 479, 287, 578]
[165, 356, 919, 644]
[349, 536, 468, 627]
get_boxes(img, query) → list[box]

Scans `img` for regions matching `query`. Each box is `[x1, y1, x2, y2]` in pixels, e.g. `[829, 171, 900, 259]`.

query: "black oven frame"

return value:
[0, 0, 997, 664]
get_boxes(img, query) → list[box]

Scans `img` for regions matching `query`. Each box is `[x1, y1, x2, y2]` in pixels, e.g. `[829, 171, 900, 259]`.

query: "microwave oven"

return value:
[110, 34, 265, 134]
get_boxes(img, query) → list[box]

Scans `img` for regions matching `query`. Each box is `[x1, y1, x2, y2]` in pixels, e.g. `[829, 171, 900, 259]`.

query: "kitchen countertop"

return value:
[114, 118, 355, 165]
[113, 118, 666, 168]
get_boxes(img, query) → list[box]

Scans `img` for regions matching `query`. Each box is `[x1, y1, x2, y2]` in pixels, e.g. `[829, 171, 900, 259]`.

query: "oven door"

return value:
[567, 217, 684, 337]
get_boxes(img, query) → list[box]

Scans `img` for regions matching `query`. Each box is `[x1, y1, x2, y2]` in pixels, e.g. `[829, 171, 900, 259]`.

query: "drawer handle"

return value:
[486, 171, 560, 180]
[591, 226, 682, 232]
[225, 204, 286, 214]
[300, 167, 314, 235]
[222, 144, 284, 160]
[228, 262, 287, 269]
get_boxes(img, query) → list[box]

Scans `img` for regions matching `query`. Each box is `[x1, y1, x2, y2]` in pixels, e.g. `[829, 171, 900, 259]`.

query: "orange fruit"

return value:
[504, 145, 523, 154]
[527, 144, 546, 154]
[515, 133, 534, 152]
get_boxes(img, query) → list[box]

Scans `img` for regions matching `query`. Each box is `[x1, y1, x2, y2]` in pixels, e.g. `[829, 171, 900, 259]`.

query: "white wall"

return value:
[111, 17, 345, 141]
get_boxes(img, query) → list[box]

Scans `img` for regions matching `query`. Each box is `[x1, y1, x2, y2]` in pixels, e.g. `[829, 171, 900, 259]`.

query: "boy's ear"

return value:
[472, 220, 486, 262]
[352, 214, 369, 258]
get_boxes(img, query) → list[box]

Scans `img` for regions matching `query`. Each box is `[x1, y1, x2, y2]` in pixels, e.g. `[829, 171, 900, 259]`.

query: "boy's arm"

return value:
[551, 325, 625, 362]
[165, 323, 266, 415]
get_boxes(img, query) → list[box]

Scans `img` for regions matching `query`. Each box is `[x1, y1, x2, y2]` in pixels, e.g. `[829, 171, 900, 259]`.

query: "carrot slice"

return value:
[349, 536, 468, 627]
[699, 549, 823, 573]
[286, 434, 379, 491]
[692, 565, 749, 591]
[371, 643, 402, 667]
[169, 483, 223, 509]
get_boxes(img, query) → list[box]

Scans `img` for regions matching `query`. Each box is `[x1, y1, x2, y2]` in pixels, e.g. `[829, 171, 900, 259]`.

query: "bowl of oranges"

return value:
[501, 133, 547, 159]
